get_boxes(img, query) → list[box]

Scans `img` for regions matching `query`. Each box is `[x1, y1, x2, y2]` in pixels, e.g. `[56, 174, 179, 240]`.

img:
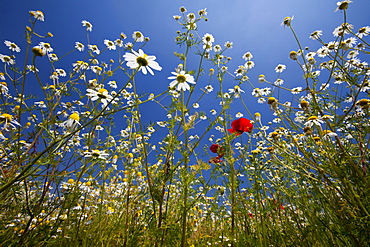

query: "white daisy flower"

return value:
[123, 49, 162, 75]
[86, 88, 114, 108]
[304, 116, 324, 128]
[4, 41, 21, 52]
[62, 112, 82, 131]
[224, 41, 233, 49]
[291, 87, 303, 94]
[275, 64, 286, 73]
[242, 52, 253, 61]
[205, 85, 213, 93]
[168, 70, 196, 91]
[0, 113, 21, 130]
[0, 54, 15, 65]
[202, 33, 214, 45]
[281, 16, 294, 27]
[309, 30, 323, 40]
[357, 26, 370, 38]
[75, 42, 84, 51]
[132, 31, 145, 42]
[39, 42, 53, 53]
[30, 10, 44, 21]
[88, 45, 100, 55]
[82, 20, 93, 32]
[104, 39, 116, 50]
[84, 149, 109, 160]
[244, 60, 255, 70]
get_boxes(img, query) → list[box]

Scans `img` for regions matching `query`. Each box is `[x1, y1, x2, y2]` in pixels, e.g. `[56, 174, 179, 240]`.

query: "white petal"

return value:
[141, 66, 148, 75]
[149, 61, 162, 71]
[147, 66, 154, 75]
[169, 80, 178, 88]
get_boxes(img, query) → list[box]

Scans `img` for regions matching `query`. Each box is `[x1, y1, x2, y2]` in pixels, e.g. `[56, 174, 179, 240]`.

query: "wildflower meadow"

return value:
[1, 1, 369, 246]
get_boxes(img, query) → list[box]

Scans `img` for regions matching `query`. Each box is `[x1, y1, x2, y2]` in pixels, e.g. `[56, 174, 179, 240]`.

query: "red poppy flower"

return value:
[210, 144, 220, 153]
[209, 144, 224, 157]
[228, 117, 253, 135]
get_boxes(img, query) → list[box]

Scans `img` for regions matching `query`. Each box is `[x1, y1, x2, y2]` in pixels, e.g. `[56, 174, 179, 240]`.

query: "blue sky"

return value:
[1, 0, 369, 160]
[1, 0, 369, 114]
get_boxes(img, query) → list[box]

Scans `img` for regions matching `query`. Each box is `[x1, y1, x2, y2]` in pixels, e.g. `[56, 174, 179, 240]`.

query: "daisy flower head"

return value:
[205, 84, 213, 92]
[29, 10, 44, 21]
[168, 70, 196, 91]
[333, 23, 353, 37]
[75, 42, 84, 51]
[4, 41, 21, 52]
[48, 53, 58, 61]
[104, 39, 116, 50]
[123, 49, 162, 75]
[317, 46, 329, 58]
[335, 0, 352, 12]
[281, 16, 294, 28]
[309, 30, 323, 40]
[274, 78, 284, 86]
[258, 74, 266, 82]
[305, 116, 324, 128]
[132, 31, 145, 42]
[63, 112, 82, 131]
[242, 52, 253, 61]
[114, 39, 124, 48]
[56, 69, 66, 77]
[202, 33, 214, 45]
[357, 26, 370, 38]
[86, 87, 114, 108]
[224, 41, 233, 49]
[289, 51, 298, 60]
[275, 64, 286, 73]
[88, 45, 100, 55]
[82, 20, 93, 32]
[180, 6, 187, 13]
[0, 82, 8, 94]
[0, 113, 21, 130]
[291, 87, 303, 94]
[187, 13, 196, 22]
[38, 42, 53, 54]
[0, 54, 15, 64]
[84, 149, 109, 160]
[198, 8, 207, 16]
[244, 60, 255, 70]
[234, 65, 246, 76]
[213, 44, 222, 53]
[120, 32, 127, 39]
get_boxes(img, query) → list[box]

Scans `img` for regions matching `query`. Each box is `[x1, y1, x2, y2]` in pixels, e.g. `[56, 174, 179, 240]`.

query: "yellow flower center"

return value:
[176, 74, 186, 83]
[0, 113, 13, 121]
[267, 97, 277, 105]
[69, 113, 80, 121]
[97, 88, 108, 98]
[91, 150, 101, 157]
[308, 116, 318, 121]
[136, 55, 148, 67]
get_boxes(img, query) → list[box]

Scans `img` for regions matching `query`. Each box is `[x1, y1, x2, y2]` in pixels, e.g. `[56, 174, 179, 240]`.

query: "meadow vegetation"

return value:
[1, 1, 369, 246]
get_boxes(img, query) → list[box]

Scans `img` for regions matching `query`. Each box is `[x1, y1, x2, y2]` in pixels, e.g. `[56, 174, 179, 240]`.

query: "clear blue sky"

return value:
[1, 0, 369, 150]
